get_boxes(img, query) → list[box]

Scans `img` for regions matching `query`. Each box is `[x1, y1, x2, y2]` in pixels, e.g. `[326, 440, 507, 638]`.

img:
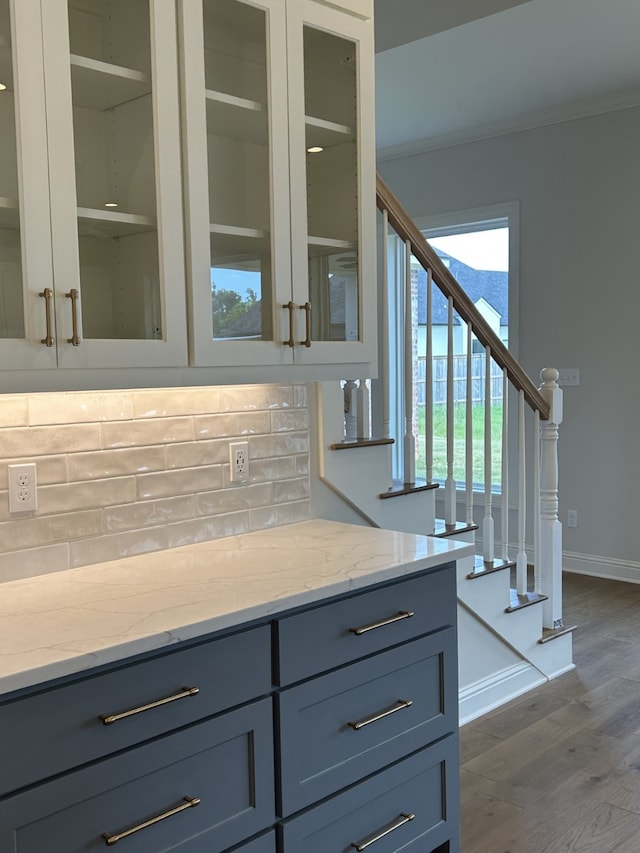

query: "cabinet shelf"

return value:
[308, 235, 356, 257]
[206, 90, 267, 145]
[210, 223, 270, 263]
[70, 54, 150, 111]
[77, 207, 156, 239]
[0, 196, 18, 230]
[305, 115, 352, 150]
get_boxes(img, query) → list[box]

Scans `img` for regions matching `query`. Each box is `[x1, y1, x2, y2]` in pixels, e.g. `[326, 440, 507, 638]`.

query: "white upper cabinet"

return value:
[0, 0, 188, 371]
[180, 0, 376, 373]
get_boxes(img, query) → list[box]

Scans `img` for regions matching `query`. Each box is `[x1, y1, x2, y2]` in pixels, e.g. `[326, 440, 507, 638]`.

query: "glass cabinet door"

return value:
[180, 0, 292, 367]
[40, 0, 187, 368]
[0, 0, 57, 369]
[288, 0, 376, 366]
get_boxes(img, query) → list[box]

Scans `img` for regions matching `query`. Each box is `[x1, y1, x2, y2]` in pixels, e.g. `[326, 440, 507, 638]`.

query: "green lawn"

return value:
[415, 402, 503, 486]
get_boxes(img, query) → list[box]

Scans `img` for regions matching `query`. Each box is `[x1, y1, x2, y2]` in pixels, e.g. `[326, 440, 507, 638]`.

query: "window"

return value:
[389, 203, 518, 490]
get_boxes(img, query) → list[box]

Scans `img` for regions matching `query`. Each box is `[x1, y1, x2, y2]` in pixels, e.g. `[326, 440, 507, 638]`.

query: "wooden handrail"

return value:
[376, 174, 550, 419]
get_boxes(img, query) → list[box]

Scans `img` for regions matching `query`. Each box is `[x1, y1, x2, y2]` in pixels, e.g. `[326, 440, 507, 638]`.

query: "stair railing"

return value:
[345, 175, 564, 630]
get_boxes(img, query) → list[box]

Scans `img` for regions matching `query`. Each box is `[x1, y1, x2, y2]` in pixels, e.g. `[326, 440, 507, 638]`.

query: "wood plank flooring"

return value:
[460, 572, 640, 852]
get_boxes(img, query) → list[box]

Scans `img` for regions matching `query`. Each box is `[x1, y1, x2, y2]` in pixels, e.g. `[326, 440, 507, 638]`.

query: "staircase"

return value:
[315, 175, 575, 723]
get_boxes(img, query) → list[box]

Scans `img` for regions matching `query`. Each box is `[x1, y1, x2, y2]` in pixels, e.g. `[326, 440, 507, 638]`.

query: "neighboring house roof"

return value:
[416, 249, 508, 326]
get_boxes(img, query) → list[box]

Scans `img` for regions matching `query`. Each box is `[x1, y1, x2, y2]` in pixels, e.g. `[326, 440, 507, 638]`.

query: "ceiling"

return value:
[374, 0, 640, 159]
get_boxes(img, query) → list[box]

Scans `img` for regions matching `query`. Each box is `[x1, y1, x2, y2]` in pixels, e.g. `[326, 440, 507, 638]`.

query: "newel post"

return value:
[343, 380, 358, 441]
[539, 368, 564, 629]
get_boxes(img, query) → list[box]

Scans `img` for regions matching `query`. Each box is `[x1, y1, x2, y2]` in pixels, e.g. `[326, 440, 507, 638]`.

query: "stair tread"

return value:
[329, 437, 395, 450]
[505, 589, 548, 613]
[431, 519, 479, 538]
[379, 479, 439, 499]
[467, 555, 516, 579]
[538, 624, 577, 644]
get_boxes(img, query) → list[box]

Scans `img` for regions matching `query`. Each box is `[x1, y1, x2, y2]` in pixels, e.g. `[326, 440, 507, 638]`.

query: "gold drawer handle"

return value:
[350, 812, 416, 850]
[283, 301, 295, 347]
[347, 698, 413, 731]
[100, 686, 199, 725]
[65, 288, 81, 346]
[299, 301, 311, 347]
[102, 796, 200, 846]
[39, 288, 54, 346]
[348, 610, 414, 636]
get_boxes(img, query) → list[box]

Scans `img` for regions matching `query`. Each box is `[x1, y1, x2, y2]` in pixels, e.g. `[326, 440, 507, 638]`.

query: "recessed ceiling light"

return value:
[307, 146, 324, 153]
[0, 83, 7, 92]
[104, 202, 119, 208]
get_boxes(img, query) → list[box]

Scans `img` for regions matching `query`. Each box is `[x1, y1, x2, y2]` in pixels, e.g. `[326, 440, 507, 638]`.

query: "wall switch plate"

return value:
[229, 441, 249, 483]
[557, 369, 580, 386]
[8, 462, 37, 513]
[567, 509, 578, 528]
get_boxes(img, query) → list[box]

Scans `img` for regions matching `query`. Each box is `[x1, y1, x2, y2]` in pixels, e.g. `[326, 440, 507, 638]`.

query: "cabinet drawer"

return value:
[229, 830, 276, 852]
[277, 629, 457, 815]
[0, 625, 271, 796]
[279, 737, 460, 852]
[276, 565, 455, 685]
[0, 698, 275, 853]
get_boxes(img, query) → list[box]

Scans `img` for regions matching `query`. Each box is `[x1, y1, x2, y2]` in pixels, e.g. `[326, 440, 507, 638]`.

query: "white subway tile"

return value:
[165, 439, 229, 470]
[247, 457, 297, 483]
[0, 510, 103, 553]
[271, 410, 309, 432]
[194, 411, 271, 439]
[131, 387, 221, 418]
[0, 423, 101, 457]
[250, 432, 309, 459]
[137, 466, 223, 500]
[28, 391, 134, 425]
[69, 446, 167, 481]
[102, 417, 194, 449]
[0, 543, 70, 582]
[219, 384, 294, 411]
[105, 496, 196, 532]
[0, 396, 28, 427]
[273, 478, 311, 503]
[167, 511, 249, 548]
[196, 483, 273, 516]
[293, 385, 308, 408]
[249, 500, 310, 531]
[38, 478, 138, 515]
[70, 527, 169, 568]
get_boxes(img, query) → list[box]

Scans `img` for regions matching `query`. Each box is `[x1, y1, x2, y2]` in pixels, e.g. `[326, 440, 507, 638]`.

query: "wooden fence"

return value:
[417, 354, 503, 405]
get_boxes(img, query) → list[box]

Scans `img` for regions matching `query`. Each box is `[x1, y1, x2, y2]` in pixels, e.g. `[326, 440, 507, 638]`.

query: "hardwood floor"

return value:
[460, 572, 640, 852]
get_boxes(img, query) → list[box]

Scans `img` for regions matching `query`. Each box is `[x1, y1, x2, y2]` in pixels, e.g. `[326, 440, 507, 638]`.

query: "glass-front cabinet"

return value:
[180, 0, 376, 370]
[0, 0, 187, 370]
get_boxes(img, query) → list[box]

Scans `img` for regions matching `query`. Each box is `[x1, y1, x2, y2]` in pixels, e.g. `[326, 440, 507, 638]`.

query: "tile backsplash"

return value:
[0, 384, 310, 583]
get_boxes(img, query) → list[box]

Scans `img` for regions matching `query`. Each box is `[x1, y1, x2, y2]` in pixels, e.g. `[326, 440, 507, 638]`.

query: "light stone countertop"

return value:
[0, 519, 473, 697]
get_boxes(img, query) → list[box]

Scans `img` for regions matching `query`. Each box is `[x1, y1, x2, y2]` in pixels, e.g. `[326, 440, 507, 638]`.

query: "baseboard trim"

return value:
[459, 661, 546, 726]
[563, 551, 640, 584]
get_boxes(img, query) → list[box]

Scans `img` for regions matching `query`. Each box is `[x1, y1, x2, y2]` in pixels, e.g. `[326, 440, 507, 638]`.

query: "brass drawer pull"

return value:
[39, 288, 54, 346]
[102, 796, 200, 846]
[100, 686, 199, 725]
[283, 301, 295, 347]
[347, 698, 413, 731]
[299, 301, 311, 347]
[348, 610, 414, 636]
[350, 812, 416, 850]
[65, 288, 81, 346]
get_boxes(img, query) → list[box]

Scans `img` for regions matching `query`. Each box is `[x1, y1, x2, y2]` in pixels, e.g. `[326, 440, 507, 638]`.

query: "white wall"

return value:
[380, 105, 640, 580]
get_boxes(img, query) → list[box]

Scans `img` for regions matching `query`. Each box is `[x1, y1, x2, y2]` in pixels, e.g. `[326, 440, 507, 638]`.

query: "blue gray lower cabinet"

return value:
[0, 562, 460, 852]
[0, 699, 275, 853]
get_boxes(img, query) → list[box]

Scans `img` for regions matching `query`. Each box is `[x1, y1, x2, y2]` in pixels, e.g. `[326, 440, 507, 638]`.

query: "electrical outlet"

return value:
[8, 463, 37, 513]
[229, 441, 249, 483]
[567, 509, 578, 528]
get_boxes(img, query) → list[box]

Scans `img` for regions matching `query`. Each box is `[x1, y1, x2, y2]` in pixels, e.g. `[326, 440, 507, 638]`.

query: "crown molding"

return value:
[377, 88, 640, 162]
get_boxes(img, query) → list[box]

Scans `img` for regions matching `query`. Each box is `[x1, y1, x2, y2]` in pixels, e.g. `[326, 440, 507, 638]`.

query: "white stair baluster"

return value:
[465, 322, 473, 525]
[482, 346, 494, 562]
[539, 368, 564, 628]
[382, 209, 391, 440]
[501, 369, 509, 561]
[444, 296, 456, 524]
[357, 379, 371, 440]
[403, 240, 415, 485]
[533, 408, 541, 593]
[343, 379, 358, 441]
[426, 268, 434, 487]
[516, 389, 528, 594]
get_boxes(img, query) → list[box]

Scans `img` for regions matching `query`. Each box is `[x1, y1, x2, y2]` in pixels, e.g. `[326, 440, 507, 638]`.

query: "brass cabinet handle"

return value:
[350, 812, 416, 851]
[65, 288, 81, 345]
[348, 610, 414, 636]
[99, 686, 199, 725]
[39, 287, 54, 346]
[102, 796, 200, 846]
[299, 301, 311, 347]
[347, 698, 413, 731]
[283, 301, 295, 347]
